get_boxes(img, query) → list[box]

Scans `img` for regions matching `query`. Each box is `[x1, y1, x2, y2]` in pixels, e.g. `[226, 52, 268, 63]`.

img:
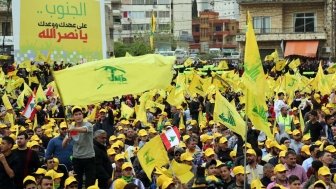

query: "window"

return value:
[132, 0, 144, 4]
[158, 24, 170, 31]
[158, 11, 170, 18]
[294, 13, 315, 32]
[145, 0, 154, 4]
[215, 25, 222, 32]
[122, 24, 131, 30]
[1, 22, 11, 35]
[129, 11, 145, 19]
[253, 16, 271, 33]
[146, 11, 157, 18]
[157, 0, 169, 4]
[194, 26, 200, 32]
[131, 24, 150, 31]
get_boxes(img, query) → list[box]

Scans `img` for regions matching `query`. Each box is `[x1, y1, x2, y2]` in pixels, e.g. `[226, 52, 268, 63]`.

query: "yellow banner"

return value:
[13, 0, 106, 63]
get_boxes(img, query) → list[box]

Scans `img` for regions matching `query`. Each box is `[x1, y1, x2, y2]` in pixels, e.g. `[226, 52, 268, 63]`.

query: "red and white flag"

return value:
[45, 85, 53, 97]
[22, 95, 36, 120]
[160, 126, 181, 150]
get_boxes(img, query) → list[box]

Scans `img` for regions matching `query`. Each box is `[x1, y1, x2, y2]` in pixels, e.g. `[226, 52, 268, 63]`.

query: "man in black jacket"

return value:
[93, 108, 115, 138]
[93, 130, 112, 189]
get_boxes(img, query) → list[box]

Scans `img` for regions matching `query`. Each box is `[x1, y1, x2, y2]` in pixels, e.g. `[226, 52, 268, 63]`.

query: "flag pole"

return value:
[244, 89, 248, 189]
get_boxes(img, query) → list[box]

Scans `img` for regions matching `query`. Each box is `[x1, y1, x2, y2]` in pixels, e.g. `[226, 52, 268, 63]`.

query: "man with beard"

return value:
[246, 149, 264, 184]
[267, 164, 288, 189]
[12, 132, 40, 189]
[216, 137, 232, 163]
[262, 141, 281, 164]
[93, 130, 112, 189]
[285, 150, 307, 183]
[93, 108, 114, 138]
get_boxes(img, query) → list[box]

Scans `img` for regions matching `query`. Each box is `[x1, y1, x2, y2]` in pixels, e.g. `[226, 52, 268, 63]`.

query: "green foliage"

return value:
[199, 53, 217, 60]
[192, 0, 198, 18]
[114, 40, 153, 57]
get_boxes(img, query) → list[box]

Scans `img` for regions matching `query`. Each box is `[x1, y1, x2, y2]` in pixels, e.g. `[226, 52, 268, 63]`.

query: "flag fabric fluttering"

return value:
[242, 11, 274, 139]
[22, 95, 36, 120]
[160, 126, 181, 150]
[53, 54, 174, 105]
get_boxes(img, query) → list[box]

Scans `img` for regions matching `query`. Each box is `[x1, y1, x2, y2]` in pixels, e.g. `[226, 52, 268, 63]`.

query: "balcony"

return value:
[236, 27, 327, 42]
[112, 9, 121, 16]
[237, 0, 324, 4]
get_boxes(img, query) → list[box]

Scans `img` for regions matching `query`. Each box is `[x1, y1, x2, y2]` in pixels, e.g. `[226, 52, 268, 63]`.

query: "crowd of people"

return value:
[0, 55, 336, 189]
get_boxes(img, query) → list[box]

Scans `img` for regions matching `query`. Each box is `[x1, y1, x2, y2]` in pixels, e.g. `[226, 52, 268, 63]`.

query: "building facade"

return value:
[236, 0, 335, 59]
[190, 10, 239, 53]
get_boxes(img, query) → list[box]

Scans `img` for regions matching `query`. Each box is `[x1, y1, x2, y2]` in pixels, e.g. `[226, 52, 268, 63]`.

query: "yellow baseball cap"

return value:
[292, 129, 301, 136]
[246, 149, 256, 156]
[115, 154, 125, 161]
[325, 145, 336, 153]
[122, 162, 133, 170]
[34, 168, 47, 175]
[219, 137, 228, 144]
[164, 122, 172, 126]
[301, 145, 311, 155]
[45, 169, 64, 179]
[117, 134, 126, 140]
[23, 175, 37, 184]
[87, 179, 99, 189]
[138, 129, 148, 137]
[279, 151, 287, 158]
[243, 143, 252, 149]
[274, 164, 287, 173]
[182, 135, 190, 142]
[230, 150, 237, 158]
[71, 106, 82, 114]
[64, 176, 77, 187]
[251, 179, 265, 189]
[204, 148, 215, 157]
[313, 180, 327, 188]
[157, 174, 171, 187]
[109, 135, 117, 142]
[315, 140, 322, 146]
[107, 148, 116, 156]
[293, 119, 300, 125]
[180, 152, 193, 161]
[318, 166, 331, 176]
[60, 122, 67, 129]
[113, 178, 127, 189]
[99, 109, 107, 113]
[232, 166, 249, 176]
[270, 141, 282, 150]
[302, 135, 311, 141]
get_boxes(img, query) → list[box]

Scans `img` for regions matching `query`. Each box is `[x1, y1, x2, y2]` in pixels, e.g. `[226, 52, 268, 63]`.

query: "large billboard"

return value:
[13, 0, 106, 63]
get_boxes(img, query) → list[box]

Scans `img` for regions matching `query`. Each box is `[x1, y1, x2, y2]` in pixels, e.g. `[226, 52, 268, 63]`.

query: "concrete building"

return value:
[214, 0, 240, 20]
[236, 0, 335, 59]
[172, 0, 192, 41]
[190, 10, 239, 53]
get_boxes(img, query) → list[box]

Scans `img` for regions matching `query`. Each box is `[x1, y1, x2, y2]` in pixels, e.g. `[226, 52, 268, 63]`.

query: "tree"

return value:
[192, 0, 198, 18]
[114, 39, 153, 57]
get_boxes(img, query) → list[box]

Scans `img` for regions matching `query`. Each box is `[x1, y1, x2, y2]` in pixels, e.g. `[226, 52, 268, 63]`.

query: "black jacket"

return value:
[93, 109, 115, 138]
[93, 140, 112, 180]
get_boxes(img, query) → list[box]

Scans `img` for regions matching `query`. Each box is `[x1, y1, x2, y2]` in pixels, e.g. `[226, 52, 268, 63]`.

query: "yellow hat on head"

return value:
[270, 141, 282, 150]
[107, 148, 116, 156]
[164, 122, 172, 126]
[315, 140, 322, 146]
[325, 145, 336, 153]
[29, 141, 39, 148]
[209, 120, 215, 125]
[115, 140, 124, 148]
[301, 145, 311, 155]
[182, 135, 190, 142]
[190, 120, 197, 126]
[122, 162, 133, 170]
[318, 166, 331, 176]
[204, 148, 215, 157]
[246, 149, 256, 156]
[109, 135, 117, 142]
[99, 108, 107, 113]
[45, 169, 64, 179]
[251, 179, 265, 189]
[148, 127, 157, 134]
[71, 106, 82, 114]
[232, 166, 249, 176]
[113, 178, 127, 189]
[60, 122, 67, 129]
[180, 152, 193, 161]
[87, 179, 99, 189]
[230, 150, 237, 158]
[293, 119, 300, 125]
[34, 168, 47, 175]
[274, 164, 287, 173]
[178, 141, 186, 148]
[120, 120, 130, 125]
[213, 132, 222, 139]
[279, 144, 287, 151]
[302, 135, 311, 141]
[23, 175, 37, 184]
[292, 129, 301, 136]
[138, 129, 148, 137]
[117, 134, 126, 140]
[0, 123, 7, 129]
[279, 151, 287, 158]
[313, 180, 327, 188]
[157, 174, 171, 188]
[219, 137, 228, 144]
[115, 154, 125, 161]
[243, 143, 252, 149]
[64, 176, 77, 187]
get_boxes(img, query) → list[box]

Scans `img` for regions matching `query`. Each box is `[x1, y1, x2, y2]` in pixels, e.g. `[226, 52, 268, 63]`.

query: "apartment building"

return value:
[236, 0, 335, 59]
[190, 10, 239, 53]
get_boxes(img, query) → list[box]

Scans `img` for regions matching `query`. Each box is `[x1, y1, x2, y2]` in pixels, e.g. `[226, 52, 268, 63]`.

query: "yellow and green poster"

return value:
[13, 0, 106, 63]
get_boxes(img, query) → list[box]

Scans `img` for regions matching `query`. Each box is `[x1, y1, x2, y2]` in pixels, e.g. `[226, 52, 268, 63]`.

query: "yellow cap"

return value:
[204, 148, 215, 157]
[302, 135, 311, 141]
[107, 148, 116, 156]
[326, 103, 333, 108]
[115, 154, 125, 161]
[325, 145, 336, 153]
[99, 108, 107, 113]
[120, 120, 130, 125]
[0, 123, 7, 129]
[157, 174, 171, 187]
[274, 164, 287, 173]
[246, 149, 256, 156]
[117, 134, 126, 140]
[45, 169, 64, 179]
[232, 166, 249, 176]
[182, 135, 190, 142]
[180, 152, 193, 161]
[34, 168, 46, 175]
[64, 176, 77, 187]
[318, 166, 331, 176]
[213, 132, 222, 139]
[301, 145, 311, 155]
[292, 129, 301, 136]
[115, 140, 124, 148]
[122, 162, 133, 170]
[60, 122, 67, 129]
[315, 140, 322, 146]
[162, 179, 174, 189]
[230, 150, 237, 158]
[209, 120, 215, 125]
[313, 180, 327, 188]
[164, 122, 172, 126]
[113, 178, 127, 189]
[109, 135, 117, 142]
[148, 127, 157, 134]
[29, 141, 39, 147]
[279, 144, 287, 151]
[178, 141, 186, 148]
[279, 151, 287, 158]
[190, 120, 197, 125]
[176, 105, 183, 110]
[219, 137, 228, 144]
[251, 179, 265, 189]
[270, 141, 282, 149]
[138, 129, 148, 137]
[87, 179, 99, 189]
[71, 106, 82, 114]
[293, 119, 300, 125]
[23, 175, 37, 184]
[243, 143, 252, 149]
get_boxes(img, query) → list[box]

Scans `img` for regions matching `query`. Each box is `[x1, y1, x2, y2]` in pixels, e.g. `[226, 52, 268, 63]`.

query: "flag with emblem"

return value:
[137, 135, 169, 180]
[22, 95, 36, 120]
[160, 126, 181, 150]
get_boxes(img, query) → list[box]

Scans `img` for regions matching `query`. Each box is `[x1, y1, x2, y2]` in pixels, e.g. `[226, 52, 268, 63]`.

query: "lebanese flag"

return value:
[160, 126, 181, 150]
[45, 86, 53, 97]
[22, 95, 36, 120]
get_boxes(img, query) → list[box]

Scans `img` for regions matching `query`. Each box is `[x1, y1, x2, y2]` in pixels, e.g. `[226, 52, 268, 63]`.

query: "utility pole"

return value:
[1, 0, 11, 55]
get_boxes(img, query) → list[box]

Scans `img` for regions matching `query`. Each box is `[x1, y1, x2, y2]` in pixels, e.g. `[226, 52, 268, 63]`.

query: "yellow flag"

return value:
[299, 109, 306, 133]
[53, 54, 174, 105]
[217, 60, 229, 70]
[168, 160, 194, 184]
[35, 52, 47, 62]
[242, 12, 273, 140]
[87, 105, 98, 122]
[288, 58, 301, 70]
[2, 93, 13, 110]
[150, 11, 156, 50]
[167, 87, 185, 106]
[33, 115, 38, 130]
[121, 102, 134, 119]
[214, 91, 246, 140]
[137, 135, 169, 180]
[198, 110, 206, 125]
[179, 114, 185, 129]
[188, 74, 206, 97]
[183, 58, 193, 67]
[327, 64, 336, 74]
[311, 62, 331, 95]
[36, 84, 47, 103]
[274, 59, 287, 71]
[264, 55, 273, 61]
[23, 82, 33, 96]
[0, 68, 6, 86]
[271, 49, 279, 62]
[17, 92, 25, 108]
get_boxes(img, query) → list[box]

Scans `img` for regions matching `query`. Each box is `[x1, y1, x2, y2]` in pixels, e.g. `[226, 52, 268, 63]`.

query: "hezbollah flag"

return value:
[53, 54, 174, 105]
[242, 12, 273, 139]
[214, 91, 246, 140]
[137, 135, 169, 180]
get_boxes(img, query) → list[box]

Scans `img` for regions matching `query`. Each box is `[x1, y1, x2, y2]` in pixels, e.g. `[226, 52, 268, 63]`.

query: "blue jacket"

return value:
[45, 135, 73, 169]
